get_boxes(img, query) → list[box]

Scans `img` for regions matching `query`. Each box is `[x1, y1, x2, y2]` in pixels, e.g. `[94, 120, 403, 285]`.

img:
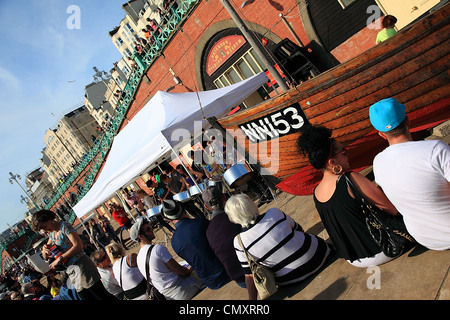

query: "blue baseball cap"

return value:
[369, 98, 406, 132]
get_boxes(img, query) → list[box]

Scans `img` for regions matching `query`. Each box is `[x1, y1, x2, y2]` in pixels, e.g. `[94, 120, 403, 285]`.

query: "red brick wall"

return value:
[330, 17, 382, 63]
[125, 0, 306, 125]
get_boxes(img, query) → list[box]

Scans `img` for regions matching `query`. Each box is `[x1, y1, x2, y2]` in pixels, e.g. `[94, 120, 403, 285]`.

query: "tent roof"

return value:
[72, 72, 269, 218]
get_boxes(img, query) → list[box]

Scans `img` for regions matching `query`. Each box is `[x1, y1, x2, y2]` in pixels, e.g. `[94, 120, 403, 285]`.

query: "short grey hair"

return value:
[224, 194, 260, 227]
[22, 282, 34, 295]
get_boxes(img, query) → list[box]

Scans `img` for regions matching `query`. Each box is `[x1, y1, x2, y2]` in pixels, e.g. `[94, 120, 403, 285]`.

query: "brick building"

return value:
[121, 0, 385, 127]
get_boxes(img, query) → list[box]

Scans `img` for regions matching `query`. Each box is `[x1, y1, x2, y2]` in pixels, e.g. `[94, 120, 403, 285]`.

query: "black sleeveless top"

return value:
[313, 174, 381, 262]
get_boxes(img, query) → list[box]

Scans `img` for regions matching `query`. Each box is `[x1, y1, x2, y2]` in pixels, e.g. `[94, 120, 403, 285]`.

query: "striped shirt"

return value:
[233, 208, 331, 286]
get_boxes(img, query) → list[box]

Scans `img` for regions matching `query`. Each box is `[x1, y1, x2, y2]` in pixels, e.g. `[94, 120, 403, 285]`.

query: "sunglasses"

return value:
[333, 147, 348, 157]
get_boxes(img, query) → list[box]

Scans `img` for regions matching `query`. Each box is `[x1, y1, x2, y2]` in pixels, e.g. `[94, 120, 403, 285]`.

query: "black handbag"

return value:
[344, 173, 415, 258]
[145, 245, 167, 300]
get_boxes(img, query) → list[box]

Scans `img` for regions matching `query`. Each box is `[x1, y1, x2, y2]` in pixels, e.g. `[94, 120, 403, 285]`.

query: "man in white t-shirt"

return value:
[369, 98, 450, 250]
[91, 250, 124, 299]
[130, 217, 204, 300]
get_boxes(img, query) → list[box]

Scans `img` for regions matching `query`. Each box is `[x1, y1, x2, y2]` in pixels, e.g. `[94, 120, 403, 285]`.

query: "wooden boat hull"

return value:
[218, 3, 450, 187]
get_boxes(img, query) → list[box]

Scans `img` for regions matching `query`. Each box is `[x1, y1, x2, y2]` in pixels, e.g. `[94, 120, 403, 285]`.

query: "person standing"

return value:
[376, 15, 397, 44]
[31, 210, 117, 300]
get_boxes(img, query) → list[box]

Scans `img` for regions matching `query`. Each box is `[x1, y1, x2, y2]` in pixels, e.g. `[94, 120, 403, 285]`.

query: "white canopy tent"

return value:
[73, 72, 269, 218]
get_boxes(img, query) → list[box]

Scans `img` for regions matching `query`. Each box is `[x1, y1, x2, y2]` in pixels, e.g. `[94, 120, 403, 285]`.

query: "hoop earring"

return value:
[331, 164, 343, 175]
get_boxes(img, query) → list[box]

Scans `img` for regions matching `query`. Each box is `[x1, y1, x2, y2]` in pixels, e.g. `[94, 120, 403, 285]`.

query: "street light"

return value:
[8, 172, 40, 210]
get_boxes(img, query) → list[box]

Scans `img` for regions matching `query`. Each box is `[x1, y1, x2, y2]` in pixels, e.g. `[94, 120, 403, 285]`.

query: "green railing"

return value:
[43, 0, 199, 219]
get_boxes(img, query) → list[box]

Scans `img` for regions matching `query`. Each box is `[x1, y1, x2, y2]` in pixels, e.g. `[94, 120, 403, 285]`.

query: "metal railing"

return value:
[43, 1, 198, 219]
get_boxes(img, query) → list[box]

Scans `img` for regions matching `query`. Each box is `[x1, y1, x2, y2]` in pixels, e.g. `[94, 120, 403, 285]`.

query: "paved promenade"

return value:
[121, 127, 449, 301]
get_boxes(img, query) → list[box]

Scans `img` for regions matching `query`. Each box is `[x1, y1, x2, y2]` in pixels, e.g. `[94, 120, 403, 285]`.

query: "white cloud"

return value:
[0, 65, 20, 92]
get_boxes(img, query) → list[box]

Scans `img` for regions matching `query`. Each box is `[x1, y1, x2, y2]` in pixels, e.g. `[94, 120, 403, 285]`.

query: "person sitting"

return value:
[369, 97, 450, 250]
[91, 250, 124, 300]
[376, 15, 397, 44]
[224, 194, 333, 300]
[297, 124, 401, 267]
[202, 186, 246, 288]
[130, 217, 204, 300]
[22, 282, 37, 300]
[161, 200, 231, 290]
[107, 242, 148, 300]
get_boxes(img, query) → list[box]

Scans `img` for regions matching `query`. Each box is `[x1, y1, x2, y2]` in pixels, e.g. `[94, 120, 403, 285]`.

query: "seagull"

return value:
[68, 80, 76, 83]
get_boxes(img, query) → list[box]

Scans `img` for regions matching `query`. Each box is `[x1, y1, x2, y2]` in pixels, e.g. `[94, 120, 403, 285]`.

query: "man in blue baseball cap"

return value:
[369, 98, 450, 251]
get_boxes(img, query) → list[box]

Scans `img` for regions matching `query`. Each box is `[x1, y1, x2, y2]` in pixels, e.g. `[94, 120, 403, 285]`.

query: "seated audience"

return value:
[224, 194, 333, 300]
[369, 97, 450, 250]
[297, 124, 401, 267]
[106, 242, 148, 300]
[202, 186, 246, 288]
[130, 217, 204, 300]
[162, 200, 231, 289]
[91, 249, 124, 299]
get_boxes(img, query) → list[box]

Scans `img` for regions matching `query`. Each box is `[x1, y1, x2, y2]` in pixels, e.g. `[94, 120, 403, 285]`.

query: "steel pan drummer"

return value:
[160, 173, 205, 220]
[140, 184, 175, 232]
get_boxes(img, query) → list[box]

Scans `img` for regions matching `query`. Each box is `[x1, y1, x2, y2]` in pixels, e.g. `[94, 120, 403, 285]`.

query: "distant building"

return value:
[109, 0, 164, 61]
[25, 168, 53, 211]
[41, 106, 99, 186]
[84, 79, 115, 127]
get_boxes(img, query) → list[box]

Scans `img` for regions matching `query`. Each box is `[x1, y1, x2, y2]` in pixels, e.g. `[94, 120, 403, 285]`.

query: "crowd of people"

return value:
[1, 96, 448, 301]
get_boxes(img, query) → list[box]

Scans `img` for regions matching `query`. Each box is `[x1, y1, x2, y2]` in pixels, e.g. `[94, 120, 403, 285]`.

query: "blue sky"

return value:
[0, 0, 127, 232]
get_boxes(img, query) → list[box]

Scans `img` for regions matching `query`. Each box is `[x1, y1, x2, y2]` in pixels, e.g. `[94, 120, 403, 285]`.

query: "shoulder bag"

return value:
[344, 172, 415, 258]
[145, 245, 167, 300]
[237, 234, 277, 300]
[119, 255, 148, 300]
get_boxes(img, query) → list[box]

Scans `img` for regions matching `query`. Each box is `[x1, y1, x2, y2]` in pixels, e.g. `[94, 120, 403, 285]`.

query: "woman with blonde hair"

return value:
[225, 194, 332, 300]
[107, 242, 148, 300]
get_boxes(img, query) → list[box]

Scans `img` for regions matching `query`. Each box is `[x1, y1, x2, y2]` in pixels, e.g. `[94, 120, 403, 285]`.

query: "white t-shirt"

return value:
[136, 244, 179, 293]
[97, 267, 123, 297]
[373, 140, 450, 250]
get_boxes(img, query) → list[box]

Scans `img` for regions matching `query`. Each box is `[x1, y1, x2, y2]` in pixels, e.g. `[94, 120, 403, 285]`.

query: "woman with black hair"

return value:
[297, 125, 399, 267]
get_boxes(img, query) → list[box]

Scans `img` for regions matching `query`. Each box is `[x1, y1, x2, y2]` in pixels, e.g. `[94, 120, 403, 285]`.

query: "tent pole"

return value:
[163, 136, 203, 193]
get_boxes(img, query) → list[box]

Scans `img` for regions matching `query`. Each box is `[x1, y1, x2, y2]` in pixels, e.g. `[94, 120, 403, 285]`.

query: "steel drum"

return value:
[147, 205, 162, 217]
[188, 181, 206, 197]
[207, 174, 223, 187]
[173, 190, 191, 202]
[223, 163, 256, 188]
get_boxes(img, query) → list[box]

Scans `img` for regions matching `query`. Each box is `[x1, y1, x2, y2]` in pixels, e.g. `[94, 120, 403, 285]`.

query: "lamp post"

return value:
[220, 0, 289, 92]
[8, 172, 40, 210]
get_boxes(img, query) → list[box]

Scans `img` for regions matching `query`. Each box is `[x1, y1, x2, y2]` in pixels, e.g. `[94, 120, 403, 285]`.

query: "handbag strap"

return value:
[119, 256, 124, 289]
[145, 245, 155, 290]
[237, 234, 258, 267]
[343, 172, 366, 206]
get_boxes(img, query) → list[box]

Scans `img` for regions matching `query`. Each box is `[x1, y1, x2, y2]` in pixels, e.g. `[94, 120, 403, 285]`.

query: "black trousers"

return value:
[77, 280, 118, 300]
